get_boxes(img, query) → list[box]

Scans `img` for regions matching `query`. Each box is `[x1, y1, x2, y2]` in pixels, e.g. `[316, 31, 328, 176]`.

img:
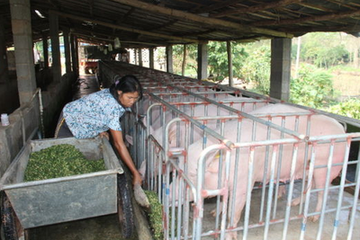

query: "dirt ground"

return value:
[332, 71, 360, 98]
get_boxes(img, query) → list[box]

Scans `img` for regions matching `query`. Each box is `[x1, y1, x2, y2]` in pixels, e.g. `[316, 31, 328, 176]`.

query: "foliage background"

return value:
[159, 32, 360, 120]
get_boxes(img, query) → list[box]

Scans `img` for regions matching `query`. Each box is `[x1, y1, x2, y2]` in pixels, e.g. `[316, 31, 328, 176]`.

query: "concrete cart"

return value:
[0, 137, 134, 240]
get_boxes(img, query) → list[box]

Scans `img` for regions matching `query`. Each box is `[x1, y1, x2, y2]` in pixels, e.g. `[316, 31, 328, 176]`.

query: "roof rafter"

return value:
[109, 0, 292, 38]
[211, 0, 302, 18]
[253, 8, 360, 26]
[51, 10, 200, 44]
[191, 0, 241, 14]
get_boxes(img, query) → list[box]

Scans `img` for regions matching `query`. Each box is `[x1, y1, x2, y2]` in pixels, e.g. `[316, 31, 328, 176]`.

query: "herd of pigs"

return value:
[106, 63, 358, 239]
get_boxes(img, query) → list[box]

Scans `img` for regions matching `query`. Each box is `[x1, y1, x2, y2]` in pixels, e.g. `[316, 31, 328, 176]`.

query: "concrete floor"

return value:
[29, 214, 127, 240]
[197, 182, 360, 240]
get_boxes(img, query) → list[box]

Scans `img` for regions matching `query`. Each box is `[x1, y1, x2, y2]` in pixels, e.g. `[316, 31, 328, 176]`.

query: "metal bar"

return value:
[273, 116, 286, 219]
[149, 93, 235, 149]
[282, 143, 299, 240]
[243, 147, 255, 240]
[264, 145, 279, 239]
[229, 119, 242, 226]
[300, 143, 318, 240]
[160, 83, 306, 140]
[316, 141, 335, 240]
[260, 116, 272, 222]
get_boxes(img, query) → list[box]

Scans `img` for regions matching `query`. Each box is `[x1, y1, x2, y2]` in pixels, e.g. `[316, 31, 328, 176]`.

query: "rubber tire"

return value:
[117, 174, 135, 239]
[0, 192, 26, 240]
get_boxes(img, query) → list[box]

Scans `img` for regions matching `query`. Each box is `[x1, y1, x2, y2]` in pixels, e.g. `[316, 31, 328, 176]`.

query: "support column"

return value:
[0, 15, 9, 84]
[49, 12, 61, 82]
[149, 48, 154, 69]
[270, 38, 291, 101]
[166, 45, 173, 73]
[63, 29, 71, 73]
[73, 35, 79, 76]
[70, 33, 77, 74]
[197, 42, 208, 80]
[10, 0, 37, 104]
[42, 32, 49, 68]
[134, 49, 138, 65]
[139, 48, 143, 67]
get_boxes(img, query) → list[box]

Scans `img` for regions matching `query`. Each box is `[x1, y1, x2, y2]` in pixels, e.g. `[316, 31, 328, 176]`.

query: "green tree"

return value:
[296, 33, 349, 68]
[207, 41, 248, 81]
[323, 98, 360, 120]
[290, 63, 339, 108]
[239, 42, 271, 95]
[172, 44, 197, 77]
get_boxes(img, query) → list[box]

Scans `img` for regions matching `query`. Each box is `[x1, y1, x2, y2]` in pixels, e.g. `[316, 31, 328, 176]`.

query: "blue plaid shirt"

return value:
[63, 89, 129, 139]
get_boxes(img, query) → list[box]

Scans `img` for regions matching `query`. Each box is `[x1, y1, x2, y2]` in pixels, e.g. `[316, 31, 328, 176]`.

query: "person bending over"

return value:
[55, 74, 143, 186]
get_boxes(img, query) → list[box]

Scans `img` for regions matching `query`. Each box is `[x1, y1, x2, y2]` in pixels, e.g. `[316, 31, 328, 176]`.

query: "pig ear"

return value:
[206, 150, 221, 174]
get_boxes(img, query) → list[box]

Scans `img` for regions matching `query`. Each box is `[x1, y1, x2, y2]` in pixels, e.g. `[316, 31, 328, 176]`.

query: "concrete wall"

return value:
[0, 72, 75, 177]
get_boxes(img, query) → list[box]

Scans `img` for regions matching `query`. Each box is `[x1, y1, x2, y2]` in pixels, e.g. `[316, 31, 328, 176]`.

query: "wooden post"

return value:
[149, 48, 154, 69]
[182, 44, 187, 76]
[227, 41, 233, 87]
[166, 45, 173, 73]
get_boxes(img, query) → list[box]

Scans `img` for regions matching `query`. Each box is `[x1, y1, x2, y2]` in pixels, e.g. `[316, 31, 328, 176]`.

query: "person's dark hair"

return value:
[109, 75, 143, 102]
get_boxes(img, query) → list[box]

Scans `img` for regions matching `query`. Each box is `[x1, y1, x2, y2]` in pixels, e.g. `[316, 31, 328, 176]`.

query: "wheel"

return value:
[0, 192, 27, 240]
[117, 174, 135, 239]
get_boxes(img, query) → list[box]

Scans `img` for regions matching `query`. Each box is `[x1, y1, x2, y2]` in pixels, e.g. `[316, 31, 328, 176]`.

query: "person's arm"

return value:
[110, 128, 142, 186]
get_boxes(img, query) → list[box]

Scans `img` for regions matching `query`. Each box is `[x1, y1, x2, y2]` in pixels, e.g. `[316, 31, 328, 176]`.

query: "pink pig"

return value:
[146, 96, 267, 131]
[175, 103, 346, 240]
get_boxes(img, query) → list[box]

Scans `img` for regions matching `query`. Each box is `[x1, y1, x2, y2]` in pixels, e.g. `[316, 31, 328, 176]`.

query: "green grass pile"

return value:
[24, 144, 106, 181]
[144, 190, 164, 240]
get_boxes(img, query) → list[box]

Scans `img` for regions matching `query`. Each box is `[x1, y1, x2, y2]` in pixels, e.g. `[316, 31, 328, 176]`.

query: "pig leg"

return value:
[225, 181, 254, 240]
[291, 180, 312, 207]
[310, 165, 342, 222]
[277, 185, 286, 198]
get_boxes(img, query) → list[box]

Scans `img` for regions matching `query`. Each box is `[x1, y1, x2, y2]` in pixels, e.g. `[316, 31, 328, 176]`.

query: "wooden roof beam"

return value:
[110, 0, 292, 38]
[326, 0, 359, 10]
[211, 0, 302, 18]
[51, 10, 200, 44]
[88, 0, 94, 17]
[298, 3, 336, 13]
[253, 8, 360, 26]
[191, 0, 241, 14]
[75, 32, 160, 47]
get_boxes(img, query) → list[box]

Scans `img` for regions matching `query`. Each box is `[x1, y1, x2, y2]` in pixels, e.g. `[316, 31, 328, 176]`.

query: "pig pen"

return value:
[99, 61, 360, 240]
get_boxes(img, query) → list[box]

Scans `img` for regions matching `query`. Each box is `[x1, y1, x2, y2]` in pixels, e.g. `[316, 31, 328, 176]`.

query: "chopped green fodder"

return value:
[145, 190, 163, 240]
[24, 144, 106, 181]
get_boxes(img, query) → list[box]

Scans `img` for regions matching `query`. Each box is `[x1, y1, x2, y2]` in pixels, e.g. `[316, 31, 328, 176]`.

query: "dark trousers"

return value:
[54, 111, 74, 138]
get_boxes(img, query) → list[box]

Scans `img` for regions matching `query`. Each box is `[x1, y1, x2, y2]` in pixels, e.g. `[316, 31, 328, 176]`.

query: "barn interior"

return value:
[1, 0, 360, 239]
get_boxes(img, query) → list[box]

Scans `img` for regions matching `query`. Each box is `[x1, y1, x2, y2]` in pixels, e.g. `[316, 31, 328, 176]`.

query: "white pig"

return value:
[144, 95, 268, 131]
[173, 103, 346, 240]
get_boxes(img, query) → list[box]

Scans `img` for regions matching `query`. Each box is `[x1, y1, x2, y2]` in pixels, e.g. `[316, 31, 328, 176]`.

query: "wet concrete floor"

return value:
[30, 214, 126, 240]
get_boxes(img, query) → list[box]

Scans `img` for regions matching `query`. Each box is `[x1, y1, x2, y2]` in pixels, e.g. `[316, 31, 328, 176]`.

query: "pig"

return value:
[171, 103, 346, 240]
[142, 94, 267, 131]
[148, 98, 270, 147]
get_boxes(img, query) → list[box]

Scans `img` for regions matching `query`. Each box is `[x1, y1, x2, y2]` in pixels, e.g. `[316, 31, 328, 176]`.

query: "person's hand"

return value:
[99, 131, 109, 140]
[132, 171, 143, 186]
